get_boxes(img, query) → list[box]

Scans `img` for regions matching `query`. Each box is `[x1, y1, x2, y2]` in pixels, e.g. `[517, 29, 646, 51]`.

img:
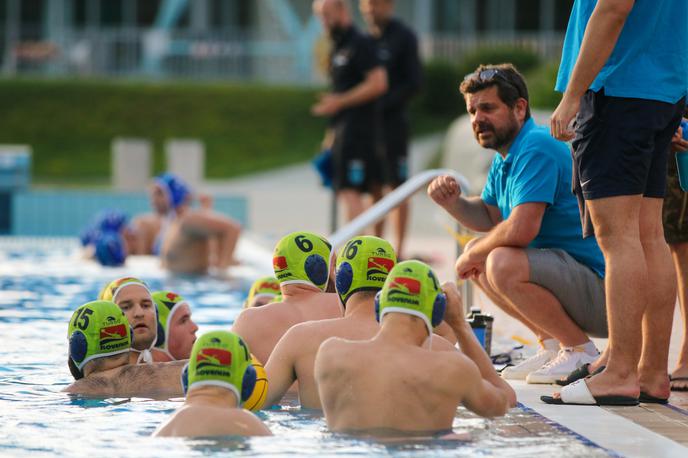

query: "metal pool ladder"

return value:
[329, 168, 475, 310]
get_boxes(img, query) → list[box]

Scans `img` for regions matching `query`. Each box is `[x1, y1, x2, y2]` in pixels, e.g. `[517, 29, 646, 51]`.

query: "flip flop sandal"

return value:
[555, 364, 606, 386]
[541, 379, 639, 406]
[670, 376, 688, 392]
[639, 392, 669, 404]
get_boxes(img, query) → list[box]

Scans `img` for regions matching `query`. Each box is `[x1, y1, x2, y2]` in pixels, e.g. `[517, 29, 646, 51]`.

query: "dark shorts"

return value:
[663, 151, 688, 244]
[382, 114, 410, 186]
[527, 248, 608, 338]
[331, 121, 385, 193]
[572, 90, 685, 200]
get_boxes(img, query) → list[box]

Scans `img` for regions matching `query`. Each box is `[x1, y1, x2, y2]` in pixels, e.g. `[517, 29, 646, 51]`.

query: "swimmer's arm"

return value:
[442, 282, 516, 407]
[433, 322, 458, 345]
[114, 361, 185, 397]
[182, 211, 241, 269]
[64, 375, 117, 397]
[264, 329, 299, 407]
[455, 358, 510, 418]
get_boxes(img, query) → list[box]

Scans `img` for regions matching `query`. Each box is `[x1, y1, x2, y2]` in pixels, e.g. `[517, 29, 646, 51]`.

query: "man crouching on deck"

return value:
[314, 261, 516, 435]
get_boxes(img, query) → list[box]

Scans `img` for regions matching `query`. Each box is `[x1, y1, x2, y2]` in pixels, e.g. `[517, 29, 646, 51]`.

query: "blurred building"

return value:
[0, 0, 573, 83]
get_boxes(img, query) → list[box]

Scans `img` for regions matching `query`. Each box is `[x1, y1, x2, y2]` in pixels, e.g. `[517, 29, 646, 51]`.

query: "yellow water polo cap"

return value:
[335, 236, 396, 307]
[375, 260, 446, 337]
[98, 276, 152, 302]
[272, 232, 332, 291]
[152, 290, 189, 358]
[243, 276, 281, 308]
[68, 300, 131, 374]
[181, 331, 256, 405]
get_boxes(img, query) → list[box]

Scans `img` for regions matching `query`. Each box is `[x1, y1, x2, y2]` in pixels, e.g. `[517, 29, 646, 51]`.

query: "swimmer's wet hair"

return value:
[460, 63, 531, 120]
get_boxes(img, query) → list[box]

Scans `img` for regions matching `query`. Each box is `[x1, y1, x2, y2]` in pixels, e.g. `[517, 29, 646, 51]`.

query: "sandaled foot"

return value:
[670, 376, 688, 392]
[541, 379, 638, 406]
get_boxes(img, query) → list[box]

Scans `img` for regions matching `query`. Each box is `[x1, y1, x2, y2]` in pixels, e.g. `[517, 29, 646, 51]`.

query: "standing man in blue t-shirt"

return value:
[428, 64, 607, 385]
[545, 0, 687, 406]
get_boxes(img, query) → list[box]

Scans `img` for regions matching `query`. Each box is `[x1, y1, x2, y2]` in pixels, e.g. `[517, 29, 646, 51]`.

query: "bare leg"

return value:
[582, 195, 645, 398]
[463, 238, 551, 340]
[637, 198, 675, 398]
[670, 242, 688, 389]
[474, 272, 551, 340]
[339, 190, 366, 222]
[370, 185, 385, 237]
[485, 247, 590, 347]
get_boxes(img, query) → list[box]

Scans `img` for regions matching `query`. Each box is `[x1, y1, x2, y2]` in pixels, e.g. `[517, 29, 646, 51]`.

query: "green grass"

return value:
[0, 78, 455, 185]
[1, 51, 560, 185]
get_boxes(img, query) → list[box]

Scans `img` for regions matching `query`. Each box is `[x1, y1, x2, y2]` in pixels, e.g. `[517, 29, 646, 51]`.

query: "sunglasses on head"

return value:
[463, 68, 523, 97]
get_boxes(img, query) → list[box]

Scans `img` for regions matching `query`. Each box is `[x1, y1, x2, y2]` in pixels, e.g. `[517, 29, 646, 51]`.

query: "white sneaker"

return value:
[526, 347, 599, 384]
[501, 348, 557, 380]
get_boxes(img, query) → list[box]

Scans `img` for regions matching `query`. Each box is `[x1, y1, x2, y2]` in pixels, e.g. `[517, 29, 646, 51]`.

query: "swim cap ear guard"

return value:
[241, 365, 257, 402]
[431, 291, 447, 328]
[181, 362, 189, 394]
[335, 262, 354, 303]
[374, 290, 382, 322]
[155, 319, 165, 348]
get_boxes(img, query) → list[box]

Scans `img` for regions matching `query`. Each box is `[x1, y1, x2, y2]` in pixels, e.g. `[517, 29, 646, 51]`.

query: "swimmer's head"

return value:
[335, 236, 396, 307]
[182, 330, 256, 406]
[272, 232, 332, 291]
[93, 231, 127, 267]
[244, 276, 281, 308]
[67, 300, 131, 379]
[375, 260, 446, 337]
[152, 173, 191, 214]
[99, 277, 160, 353]
[152, 291, 198, 360]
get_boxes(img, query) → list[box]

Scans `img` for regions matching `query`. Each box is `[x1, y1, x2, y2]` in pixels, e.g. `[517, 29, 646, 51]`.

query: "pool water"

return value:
[0, 238, 613, 457]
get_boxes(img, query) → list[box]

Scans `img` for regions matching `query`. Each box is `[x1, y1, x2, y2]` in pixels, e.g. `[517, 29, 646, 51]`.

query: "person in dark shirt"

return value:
[360, 0, 422, 259]
[312, 0, 388, 226]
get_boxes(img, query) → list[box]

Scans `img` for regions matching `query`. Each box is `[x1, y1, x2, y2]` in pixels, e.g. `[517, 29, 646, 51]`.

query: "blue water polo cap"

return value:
[94, 231, 126, 267]
[155, 173, 191, 209]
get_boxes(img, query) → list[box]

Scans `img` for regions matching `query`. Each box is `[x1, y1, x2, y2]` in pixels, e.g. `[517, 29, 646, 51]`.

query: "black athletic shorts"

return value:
[383, 113, 409, 186]
[572, 89, 685, 200]
[331, 120, 385, 193]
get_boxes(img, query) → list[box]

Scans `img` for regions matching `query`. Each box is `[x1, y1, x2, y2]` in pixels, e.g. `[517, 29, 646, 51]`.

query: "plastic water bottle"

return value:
[468, 311, 494, 356]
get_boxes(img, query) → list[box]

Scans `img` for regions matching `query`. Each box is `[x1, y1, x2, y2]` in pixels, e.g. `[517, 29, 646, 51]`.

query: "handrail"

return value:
[329, 168, 472, 250]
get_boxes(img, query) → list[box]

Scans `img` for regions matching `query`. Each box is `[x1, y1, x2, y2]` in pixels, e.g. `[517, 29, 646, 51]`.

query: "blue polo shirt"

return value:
[556, 0, 688, 103]
[481, 119, 605, 277]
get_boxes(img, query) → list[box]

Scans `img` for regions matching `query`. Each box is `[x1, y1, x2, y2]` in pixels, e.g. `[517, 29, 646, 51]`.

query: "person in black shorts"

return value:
[312, 0, 388, 224]
[546, 0, 686, 406]
[360, 0, 422, 259]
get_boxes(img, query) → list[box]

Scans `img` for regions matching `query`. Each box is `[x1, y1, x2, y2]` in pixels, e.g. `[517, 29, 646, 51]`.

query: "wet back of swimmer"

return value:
[263, 235, 397, 409]
[153, 330, 271, 437]
[315, 260, 514, 434]
[231, 231, 342, 364]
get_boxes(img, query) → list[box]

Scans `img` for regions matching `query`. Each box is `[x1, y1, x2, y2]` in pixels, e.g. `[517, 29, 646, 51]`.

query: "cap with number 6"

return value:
[272, 232, 332, 290]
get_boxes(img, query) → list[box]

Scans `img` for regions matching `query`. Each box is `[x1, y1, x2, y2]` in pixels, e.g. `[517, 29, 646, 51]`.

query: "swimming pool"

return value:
[0, 238, 613, 457]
